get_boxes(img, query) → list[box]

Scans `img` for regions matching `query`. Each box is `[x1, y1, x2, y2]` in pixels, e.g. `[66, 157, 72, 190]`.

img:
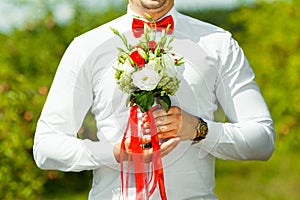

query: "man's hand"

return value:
[113, 106, 197, 163]
[143, 106, 199, 141]
[113, 137, 180, 163]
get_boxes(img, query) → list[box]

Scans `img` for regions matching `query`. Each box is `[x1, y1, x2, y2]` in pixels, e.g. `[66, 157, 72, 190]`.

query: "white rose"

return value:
[132, 68, 162, 91]
[162, 54, 177, 77]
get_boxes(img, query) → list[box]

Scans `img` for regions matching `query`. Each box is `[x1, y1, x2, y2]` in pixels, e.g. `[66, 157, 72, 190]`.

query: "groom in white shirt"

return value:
[33, 0, 275, 199]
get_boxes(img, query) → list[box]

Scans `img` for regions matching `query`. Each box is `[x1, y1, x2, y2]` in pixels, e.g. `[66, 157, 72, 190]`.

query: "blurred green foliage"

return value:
[216, 0, 300, 199]
[230, 0, 300, 151]
[0, 0, 299, 199]
[0, 2, 125, 199]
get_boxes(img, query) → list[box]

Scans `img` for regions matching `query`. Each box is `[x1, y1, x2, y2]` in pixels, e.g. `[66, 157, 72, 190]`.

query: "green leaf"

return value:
[127, 56, 135, 67]
[134, 91, 154, 112]
[175, 57, 185, 66]
[165, 24, 172, 34]
[137, 48, 148, 61]
[110, 27, 120, 36]
[117, 47, 125, 53]
[157, 95, 171, 112]
[144, 12, 154, 22]
[166, 35, 175, 47]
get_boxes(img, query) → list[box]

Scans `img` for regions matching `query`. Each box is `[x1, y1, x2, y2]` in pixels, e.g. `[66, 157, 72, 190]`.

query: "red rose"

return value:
[130, 50, 146, 68]
[148, 40, 156, 52]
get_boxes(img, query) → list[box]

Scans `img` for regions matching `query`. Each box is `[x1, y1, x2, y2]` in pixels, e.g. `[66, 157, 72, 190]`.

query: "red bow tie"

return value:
[132, 15, 174, 37]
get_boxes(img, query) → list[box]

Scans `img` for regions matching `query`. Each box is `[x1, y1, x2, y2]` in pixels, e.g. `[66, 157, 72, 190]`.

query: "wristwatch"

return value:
[192, 117, 208, 144]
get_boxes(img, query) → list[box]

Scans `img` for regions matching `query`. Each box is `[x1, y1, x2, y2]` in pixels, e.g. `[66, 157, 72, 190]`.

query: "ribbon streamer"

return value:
[120, 105, 167, 200]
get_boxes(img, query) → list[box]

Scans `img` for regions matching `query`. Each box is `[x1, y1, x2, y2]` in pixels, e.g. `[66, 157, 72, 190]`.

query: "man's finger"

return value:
[160, 137, 180, 157]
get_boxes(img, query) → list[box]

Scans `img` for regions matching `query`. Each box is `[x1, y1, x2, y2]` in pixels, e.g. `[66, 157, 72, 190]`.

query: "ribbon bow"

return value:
[132, 15, 174, 37]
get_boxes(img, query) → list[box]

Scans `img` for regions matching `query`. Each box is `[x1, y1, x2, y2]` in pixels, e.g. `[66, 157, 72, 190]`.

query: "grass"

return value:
[215, 149, 300, 200]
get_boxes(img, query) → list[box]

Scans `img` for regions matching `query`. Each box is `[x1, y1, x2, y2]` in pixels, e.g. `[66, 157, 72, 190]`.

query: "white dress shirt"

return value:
[33, 5, 275, 200]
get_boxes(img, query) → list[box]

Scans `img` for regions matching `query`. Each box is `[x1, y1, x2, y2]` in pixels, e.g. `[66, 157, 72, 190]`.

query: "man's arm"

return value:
[33, 38, 118, 172]
[149, 35, 275, 161]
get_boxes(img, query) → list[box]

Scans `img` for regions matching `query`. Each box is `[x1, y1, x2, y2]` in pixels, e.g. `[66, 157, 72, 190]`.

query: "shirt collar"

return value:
[126, 4, 178, 28]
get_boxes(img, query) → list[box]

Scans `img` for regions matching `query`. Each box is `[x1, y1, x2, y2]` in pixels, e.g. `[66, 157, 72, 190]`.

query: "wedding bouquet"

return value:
[111, 18, 184, 200]
[111, 23, 183, 113]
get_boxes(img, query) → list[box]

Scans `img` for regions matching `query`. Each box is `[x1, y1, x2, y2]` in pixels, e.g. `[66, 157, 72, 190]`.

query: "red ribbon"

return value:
[132, 15, 174, 38]
[120, 105, 167, 200]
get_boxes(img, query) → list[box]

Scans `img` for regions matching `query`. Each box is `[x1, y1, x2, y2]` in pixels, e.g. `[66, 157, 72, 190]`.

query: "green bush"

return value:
[230, 0, 300, 151]
[0, 4, 125, 199]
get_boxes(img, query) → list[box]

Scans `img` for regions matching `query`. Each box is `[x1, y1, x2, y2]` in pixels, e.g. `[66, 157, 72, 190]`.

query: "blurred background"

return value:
[0, 0, 299, 199]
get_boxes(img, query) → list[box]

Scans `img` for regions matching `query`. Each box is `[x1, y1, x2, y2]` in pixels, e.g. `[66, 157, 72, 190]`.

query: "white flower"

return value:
[115, 59, 135, 74]
[146, 58, 161, 71]
[132, 68, 162, 91]
[162, 54, 177, 77]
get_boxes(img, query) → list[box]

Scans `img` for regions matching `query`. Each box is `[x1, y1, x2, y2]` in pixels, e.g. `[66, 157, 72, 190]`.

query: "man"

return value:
[33, 0, 275, 199]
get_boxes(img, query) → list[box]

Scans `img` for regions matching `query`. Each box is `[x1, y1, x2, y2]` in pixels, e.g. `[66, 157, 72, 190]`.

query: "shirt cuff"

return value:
[82, 138, 119, 170]
[193, 120, 222, 159]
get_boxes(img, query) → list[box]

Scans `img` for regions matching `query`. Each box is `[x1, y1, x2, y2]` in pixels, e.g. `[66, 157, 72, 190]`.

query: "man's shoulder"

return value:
[73, 14, 130, 46]
[175, 11, 234, 58]
[176, 12, 229, 38]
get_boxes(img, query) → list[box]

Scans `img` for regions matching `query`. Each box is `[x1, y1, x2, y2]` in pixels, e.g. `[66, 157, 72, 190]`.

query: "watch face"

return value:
[200, 124, 208, 136]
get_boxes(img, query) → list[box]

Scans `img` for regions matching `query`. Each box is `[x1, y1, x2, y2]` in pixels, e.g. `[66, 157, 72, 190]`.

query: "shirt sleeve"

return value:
[196, 34, 275, 160]
[33, 38, 119, 172]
